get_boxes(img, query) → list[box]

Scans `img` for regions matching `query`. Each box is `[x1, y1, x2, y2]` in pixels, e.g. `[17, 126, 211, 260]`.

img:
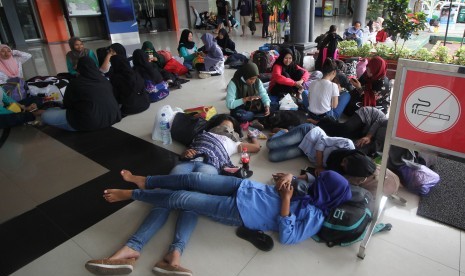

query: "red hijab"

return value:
[363, 56, 387, 107]
[0, 45, 19, 78]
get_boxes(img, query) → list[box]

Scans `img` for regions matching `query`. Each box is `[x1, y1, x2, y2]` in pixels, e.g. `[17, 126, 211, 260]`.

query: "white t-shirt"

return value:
[307, 79, 339, 115]
[209, 132, 241, 156]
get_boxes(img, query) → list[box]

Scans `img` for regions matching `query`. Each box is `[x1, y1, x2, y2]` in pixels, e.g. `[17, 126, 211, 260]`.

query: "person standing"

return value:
[261, 0, 270, 38]
[236, 0, 253, 37]
[215, 0, 231, 34]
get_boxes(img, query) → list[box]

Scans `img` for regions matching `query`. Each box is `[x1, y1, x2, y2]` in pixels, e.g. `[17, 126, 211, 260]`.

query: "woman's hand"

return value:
[278, 181, 294, 200]
[25, 103, 37, 112]
[182, 149, 197, 158]
[295, 79, 304, 87]
[264, 105, 270, 116]
[314, 166, 325, 177]
[273, 173, 293, 191]
[349, 78, 362, 89]
[356, 136, 371, 147]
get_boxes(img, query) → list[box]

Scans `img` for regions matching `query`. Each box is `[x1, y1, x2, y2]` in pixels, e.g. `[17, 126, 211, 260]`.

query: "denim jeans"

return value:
[133, 173, 243, 226]
[302, 90, 351, 120]
[183, 61, 193, 70]
[266, 123, 315, 162]
[230, 105, 255, 123]
[41, 108, 76, 131]
[125, 163, 218, 254]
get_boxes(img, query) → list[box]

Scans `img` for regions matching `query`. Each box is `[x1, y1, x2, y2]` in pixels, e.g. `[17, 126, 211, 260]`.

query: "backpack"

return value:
[171, 112, 207, 146]
[164, 58, 188, 76]
[1, 77, 28, 102]
[157, 50, 172, 62]
[313, 185, 390, 247]
[145, 80, 169, 102]
[252, 50, 270, 73]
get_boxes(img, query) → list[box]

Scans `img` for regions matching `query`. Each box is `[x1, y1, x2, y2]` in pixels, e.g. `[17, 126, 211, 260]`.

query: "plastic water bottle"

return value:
[160, 113, 172, 145]
[241, 147, 250, 171]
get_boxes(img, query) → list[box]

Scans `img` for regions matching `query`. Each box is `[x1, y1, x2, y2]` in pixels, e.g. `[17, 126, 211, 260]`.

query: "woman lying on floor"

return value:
[85, 114, 261, 276]
[86, 170, 351, 275]
[267, 123, 376, 177]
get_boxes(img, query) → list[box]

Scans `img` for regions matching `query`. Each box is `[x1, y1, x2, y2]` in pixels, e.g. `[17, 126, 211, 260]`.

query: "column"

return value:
[290, 0, 310, 43]
[2, 0, 26, 47]
[309, 0, 315, 42]
[352, 0, 368, 25]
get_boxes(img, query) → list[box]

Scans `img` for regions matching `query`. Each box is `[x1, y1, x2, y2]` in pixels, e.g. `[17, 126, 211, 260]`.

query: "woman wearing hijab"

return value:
[66, 37, 99, 76]
[346, 56, 390, 115]
[100, 43, 129, 74]
[315, 25, 343, 71]
[132, 49, 164, 85]
[269, 48, 309, 100]
[41, 56, 121, 131]
[177, 29, 199, 70]
[109, 55, 149, 116]
[216, 28, 236, 56]
[197, 33, 225, 78]
[226, 63, 270, 123]
[0, 87, 43, 128]
[141, 40, 166, 70]
[0, 44, 31, 85]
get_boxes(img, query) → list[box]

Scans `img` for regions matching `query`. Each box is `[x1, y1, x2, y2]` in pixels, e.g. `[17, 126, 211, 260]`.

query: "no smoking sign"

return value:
[404, 86, 461, 133]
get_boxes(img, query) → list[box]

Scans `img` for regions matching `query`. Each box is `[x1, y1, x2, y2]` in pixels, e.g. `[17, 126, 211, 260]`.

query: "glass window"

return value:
[14, 0, 41, 40]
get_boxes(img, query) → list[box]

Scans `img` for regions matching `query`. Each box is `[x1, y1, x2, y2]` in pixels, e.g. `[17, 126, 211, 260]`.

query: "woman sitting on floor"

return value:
[226, 63, 271, 128]
[345, 56, 391, 116]
[109, 55, 150, 116]
[132, 49, 164, 86]
[66, 37, 99, 76]
[100, 43, 129, 75]
[141, 41, 189, 82]
[0, 44, 31, 85]
[216, 28, 236, 56]
[178, 29, 199, 71]
[302, 58, 351, 121]
[196, 33, 225, 78]
[41, 57, 121, 131]
[268, 48, 309, 101]
[0, 87, 44, 129]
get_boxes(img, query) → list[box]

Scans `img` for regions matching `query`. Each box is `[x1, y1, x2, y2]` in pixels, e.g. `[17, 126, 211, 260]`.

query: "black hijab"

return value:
[273, 48, 298, 75]
[110, 55, 137, 87]
[178, 29, 195, 52]
[326, 149, 376, 177]
[132, 49, 163, 84]
[109, 43, 127, 57]
[76, 56, 105, 81]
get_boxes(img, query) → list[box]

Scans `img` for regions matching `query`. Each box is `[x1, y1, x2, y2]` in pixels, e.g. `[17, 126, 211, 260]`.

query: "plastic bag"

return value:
[151, 105, 183, 141]
[279, 93, 298, 110]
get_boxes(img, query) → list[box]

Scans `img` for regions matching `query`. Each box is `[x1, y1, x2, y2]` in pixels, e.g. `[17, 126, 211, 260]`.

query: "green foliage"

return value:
[357, 43, 374, 58]
[412, 48, 435, 61]
[338, 40, 358, 56]
[454, 47, 465, 65]
[434, 46, 452, 63]
[384, 0, 428, 51]
[374, 44, 394, 60]
[366, 1, 384, 21]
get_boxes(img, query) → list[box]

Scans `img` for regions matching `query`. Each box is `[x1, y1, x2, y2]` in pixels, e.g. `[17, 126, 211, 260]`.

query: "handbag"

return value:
[164, 58, 188, 76]
[145, 80, 169, 102]
[245, 99, 263, 112]
[184, 105, 217, 120]
[1, 77, 28, 102]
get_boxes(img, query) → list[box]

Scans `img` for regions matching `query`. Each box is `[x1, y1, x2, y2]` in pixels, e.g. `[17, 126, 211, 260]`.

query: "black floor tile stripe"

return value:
[0, 126, 179, 275]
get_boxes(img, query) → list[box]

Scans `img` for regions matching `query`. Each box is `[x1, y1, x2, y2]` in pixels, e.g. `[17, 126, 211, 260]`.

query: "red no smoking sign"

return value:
[395, 70, 465, 154]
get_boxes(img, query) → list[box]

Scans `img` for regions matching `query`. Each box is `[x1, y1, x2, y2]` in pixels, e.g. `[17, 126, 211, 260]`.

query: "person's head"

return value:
[132, 49, 150, 66]
[205, 113, 242, 138]
[366, 56, 387, 79]
[68, 37, 84, 52]
[0, 45, 12, 60]
[218, 28, 229, 40]
[76, 56, 102, 80]
[321, 58, 337, 78]
[109, 43, 127, 57]
[201, 33, 216, 50]
[340, 152, 376, 177]
[276, 48, 295, 67]
[334, 59, 346, 72]
[353, 21, 361, 29]
[141, 41, 156, 53]
[329, 25, 337, 33]
[110, 55, 131, 74]
[179, 29, 193, 44]
[240, 63, 259, 85]
[308, 170, 352, 215]
[376, 17, 384, 26]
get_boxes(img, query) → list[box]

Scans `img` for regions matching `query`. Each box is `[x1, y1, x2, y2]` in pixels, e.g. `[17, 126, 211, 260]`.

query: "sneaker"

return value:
[153, 260, 193, 276]
[85, 258, 136, 275]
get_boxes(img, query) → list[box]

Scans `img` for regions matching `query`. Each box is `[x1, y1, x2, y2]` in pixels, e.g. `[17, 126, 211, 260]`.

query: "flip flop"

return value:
[236, 226, 274, 251]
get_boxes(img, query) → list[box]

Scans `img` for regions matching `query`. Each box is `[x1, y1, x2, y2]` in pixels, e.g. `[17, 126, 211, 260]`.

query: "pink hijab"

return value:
[0, 45, 20, 78]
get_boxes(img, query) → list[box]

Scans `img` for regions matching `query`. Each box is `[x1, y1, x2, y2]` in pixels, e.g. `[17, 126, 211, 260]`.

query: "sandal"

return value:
[236, 226, 274, 251]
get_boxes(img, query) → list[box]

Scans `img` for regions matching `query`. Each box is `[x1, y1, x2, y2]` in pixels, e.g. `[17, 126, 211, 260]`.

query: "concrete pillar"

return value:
[309, 0, 315, 42]
[2, 0, 26, 47]
[290, 0, 309, 43]
[352, 0, 368, 25]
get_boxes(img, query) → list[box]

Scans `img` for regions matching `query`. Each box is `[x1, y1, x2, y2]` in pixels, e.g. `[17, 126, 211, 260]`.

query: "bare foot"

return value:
[103, 189, 133, 203]
[120, 170, 146, 189]
[109, 246, 140, 260]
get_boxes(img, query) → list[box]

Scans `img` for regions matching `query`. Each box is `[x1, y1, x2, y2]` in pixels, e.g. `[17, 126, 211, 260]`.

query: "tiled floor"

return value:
[2, 16, 464, 276]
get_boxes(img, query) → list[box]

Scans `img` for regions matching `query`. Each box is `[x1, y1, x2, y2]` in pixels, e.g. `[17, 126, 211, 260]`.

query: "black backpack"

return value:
[171, 113, 207, 146]
[252, 50, 269, 74]
[313, 185, 391, 247]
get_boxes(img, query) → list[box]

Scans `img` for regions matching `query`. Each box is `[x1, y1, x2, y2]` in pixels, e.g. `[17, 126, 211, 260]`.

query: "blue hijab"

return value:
[306, 170, 352, 215]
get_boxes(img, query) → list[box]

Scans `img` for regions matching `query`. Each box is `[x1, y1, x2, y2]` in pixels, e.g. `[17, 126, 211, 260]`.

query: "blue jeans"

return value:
[133, 173, 244, 226]
[184, 61, 193, 70]
[125, 163, 218, 254]
[302, 90, 351, 120]
[41, 108, 76, 131]
[230, 105, 255, 123]
[266, 123, 315, 162]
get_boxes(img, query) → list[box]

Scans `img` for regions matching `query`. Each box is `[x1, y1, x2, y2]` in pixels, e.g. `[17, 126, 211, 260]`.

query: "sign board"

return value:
[65, 0, 101, 16]
[392, 60, 465, 158]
